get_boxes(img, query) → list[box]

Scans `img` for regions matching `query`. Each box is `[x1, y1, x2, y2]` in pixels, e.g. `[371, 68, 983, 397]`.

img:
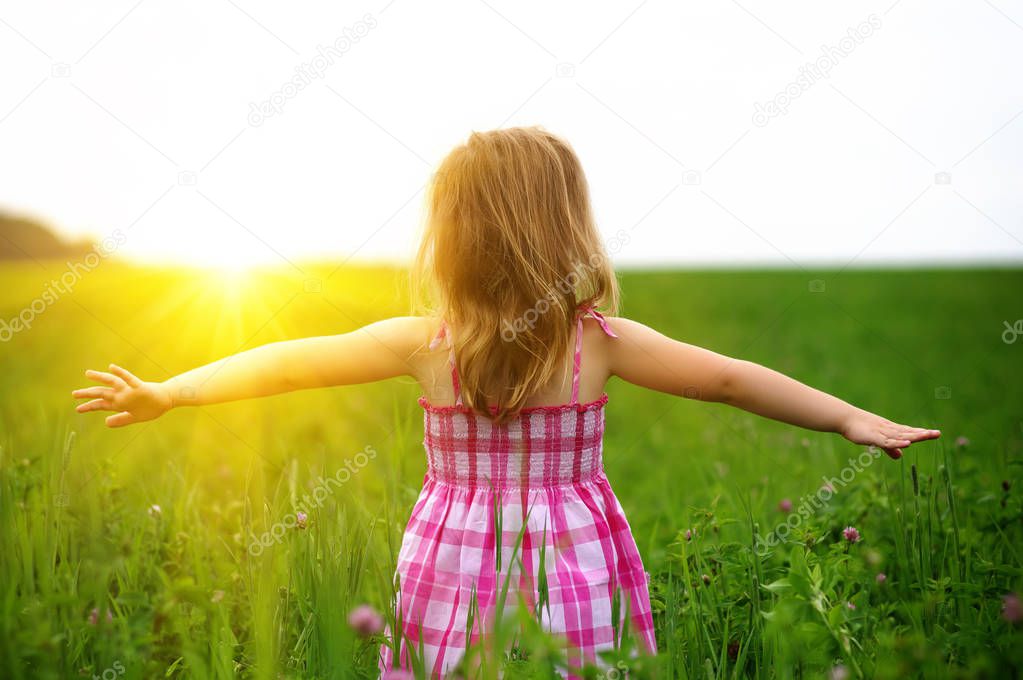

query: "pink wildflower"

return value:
[87, 607, 112, 626]
[1002, 593, 1022, 623]
[829, 666, 850, 680]
[348, 604, 385, 637]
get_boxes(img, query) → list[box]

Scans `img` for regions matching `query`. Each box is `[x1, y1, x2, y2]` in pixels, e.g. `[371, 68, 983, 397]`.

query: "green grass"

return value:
[1, 262, 1021, 678]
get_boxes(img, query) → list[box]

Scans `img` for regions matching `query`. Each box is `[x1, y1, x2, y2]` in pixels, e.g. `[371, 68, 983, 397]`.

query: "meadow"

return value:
[1, 262, 1021, 679]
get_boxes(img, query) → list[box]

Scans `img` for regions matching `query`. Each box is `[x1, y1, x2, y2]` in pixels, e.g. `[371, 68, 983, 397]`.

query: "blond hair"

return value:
[412, 126, 619, 423]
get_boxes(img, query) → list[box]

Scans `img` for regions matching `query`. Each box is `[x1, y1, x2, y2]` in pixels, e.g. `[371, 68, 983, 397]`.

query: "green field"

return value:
[2, 262, 1022, 679]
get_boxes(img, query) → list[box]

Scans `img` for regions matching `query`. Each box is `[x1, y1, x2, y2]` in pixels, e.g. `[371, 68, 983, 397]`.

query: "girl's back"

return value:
[416, 311, 614, 411]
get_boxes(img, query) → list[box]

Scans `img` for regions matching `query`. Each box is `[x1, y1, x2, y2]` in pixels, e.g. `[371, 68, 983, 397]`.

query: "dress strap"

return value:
[429, 319, 462, 406]
[570, 304, 618, 405]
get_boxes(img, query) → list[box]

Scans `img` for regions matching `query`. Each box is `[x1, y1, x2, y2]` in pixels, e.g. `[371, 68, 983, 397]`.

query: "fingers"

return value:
[76, 398, 114, 413]
[887, 425, 940, 441]
[880, 422, 941, 444]
[876, 429, 911, 446]
[108, 363, 142, 388]
[72, 386, 113, 400]
[882, 446, 904, 460]
[105, 411, 137, 428]
[880, 435, 912, 449]
[84, 369, 126, 389]
[875, 422, 942, 460]
[871, 432, 911, 460]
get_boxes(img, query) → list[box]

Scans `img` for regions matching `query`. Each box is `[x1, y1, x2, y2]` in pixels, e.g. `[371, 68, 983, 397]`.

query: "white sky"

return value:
[1, 0, 1021, 269]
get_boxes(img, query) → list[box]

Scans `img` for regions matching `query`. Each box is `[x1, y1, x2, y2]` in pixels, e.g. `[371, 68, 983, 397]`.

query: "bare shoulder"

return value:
[601, 315, 684, 346]
[596, 315, 683, 378]
[577, 314, 647, 381]
[596, 315, 662, 351]
[600, 315, 657, 335]
[362, 315, 442, 358]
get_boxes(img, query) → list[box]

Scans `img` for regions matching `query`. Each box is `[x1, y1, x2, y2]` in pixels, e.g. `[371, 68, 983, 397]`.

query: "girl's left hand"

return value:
[840, 409, 940, 459]
[72, 363, 172, 428]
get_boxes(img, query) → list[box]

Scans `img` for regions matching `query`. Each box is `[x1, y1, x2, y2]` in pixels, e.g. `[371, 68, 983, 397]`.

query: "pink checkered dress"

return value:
[379, 306, 657, 678]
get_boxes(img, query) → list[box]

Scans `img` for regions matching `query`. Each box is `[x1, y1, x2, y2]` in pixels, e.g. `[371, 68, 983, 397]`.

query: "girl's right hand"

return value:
[72, 363, 173, 428]
[839, 408, 940, 459]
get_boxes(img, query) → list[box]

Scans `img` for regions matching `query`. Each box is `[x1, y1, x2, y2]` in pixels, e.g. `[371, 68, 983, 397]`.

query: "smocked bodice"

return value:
[419, 394, 609, 489]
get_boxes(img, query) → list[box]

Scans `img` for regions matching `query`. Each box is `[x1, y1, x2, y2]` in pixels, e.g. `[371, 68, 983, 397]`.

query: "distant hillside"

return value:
[0, 212, 93, 260]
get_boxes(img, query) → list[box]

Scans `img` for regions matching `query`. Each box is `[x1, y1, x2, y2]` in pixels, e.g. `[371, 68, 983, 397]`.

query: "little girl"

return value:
[73, 127, 940, 678]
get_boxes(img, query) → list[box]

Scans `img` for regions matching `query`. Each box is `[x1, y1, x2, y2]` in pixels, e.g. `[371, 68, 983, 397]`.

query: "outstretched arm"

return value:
[72, 316, 430, 428]
[605, 317, 940, 459]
